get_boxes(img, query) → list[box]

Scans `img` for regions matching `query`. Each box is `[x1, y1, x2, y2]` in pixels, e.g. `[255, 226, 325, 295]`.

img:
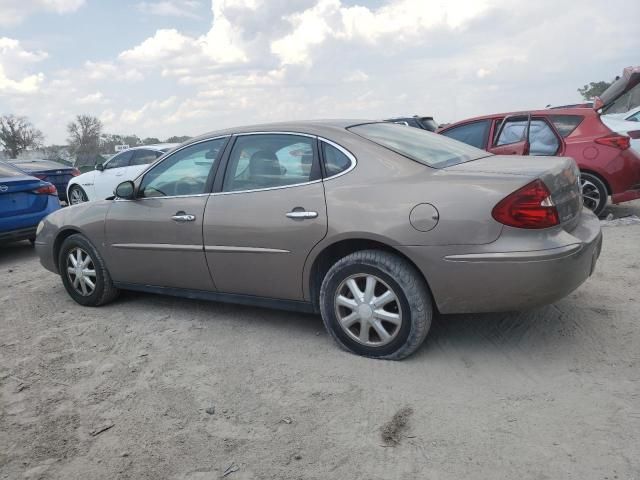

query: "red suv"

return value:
[439, 66, 640, 216]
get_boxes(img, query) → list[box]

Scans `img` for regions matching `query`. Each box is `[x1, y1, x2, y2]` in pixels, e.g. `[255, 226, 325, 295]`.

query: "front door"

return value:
[203, 133, 327, 301]
[104, 137, 228, 290]
[95, 150, 133, 200]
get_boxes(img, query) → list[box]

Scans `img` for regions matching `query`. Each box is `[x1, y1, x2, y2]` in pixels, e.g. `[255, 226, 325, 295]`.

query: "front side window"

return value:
[130, 149, 159, 166]
[223, 134, 318, 192]
[322, 142, 353, 177]
[348, 122, 488, 168]
[440, 120, 490, 149]
[495, 117, 528, 146]
[105, 150, 133, 169]
[139, 138, 226, 198]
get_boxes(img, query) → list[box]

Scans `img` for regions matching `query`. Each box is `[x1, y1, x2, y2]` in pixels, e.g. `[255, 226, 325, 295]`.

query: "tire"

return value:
[319, 250, 432, 360]
[68, 185, 88, 205]
[28, 237, 36, 246]
[580, 172, 608, 217]
[58, 234, 119, 306]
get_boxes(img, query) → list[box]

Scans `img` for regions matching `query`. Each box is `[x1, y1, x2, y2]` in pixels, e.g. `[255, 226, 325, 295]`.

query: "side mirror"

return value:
[114, 181, 135, 200]
[95, 163, 104, 171]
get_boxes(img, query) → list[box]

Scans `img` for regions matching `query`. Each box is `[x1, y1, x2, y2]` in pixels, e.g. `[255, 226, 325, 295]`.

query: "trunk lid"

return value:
[0, 172, 50, 218]
[595, 65, 640, 112]
[446, 155, 583, 229]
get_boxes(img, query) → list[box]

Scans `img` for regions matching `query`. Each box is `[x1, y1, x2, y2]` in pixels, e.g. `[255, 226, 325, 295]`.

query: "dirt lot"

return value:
[1, 203, 639, 480]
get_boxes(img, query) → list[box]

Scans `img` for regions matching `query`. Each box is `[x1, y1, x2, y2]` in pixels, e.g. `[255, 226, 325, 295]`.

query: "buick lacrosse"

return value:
[36, 121, 602, 359]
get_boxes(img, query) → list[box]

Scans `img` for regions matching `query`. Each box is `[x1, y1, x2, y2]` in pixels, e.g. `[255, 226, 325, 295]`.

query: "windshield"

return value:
[348, 122, 489, 168]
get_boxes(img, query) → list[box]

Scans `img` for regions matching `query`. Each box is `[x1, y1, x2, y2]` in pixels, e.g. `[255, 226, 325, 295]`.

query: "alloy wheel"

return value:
[69, 187, 87, 205]
[66, 247, 97, 296]
[334, 273, 402, 347]
[580, 177, 602, 212]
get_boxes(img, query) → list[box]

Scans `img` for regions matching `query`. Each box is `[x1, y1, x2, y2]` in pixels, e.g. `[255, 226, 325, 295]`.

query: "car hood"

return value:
[595, 66, 640, 111]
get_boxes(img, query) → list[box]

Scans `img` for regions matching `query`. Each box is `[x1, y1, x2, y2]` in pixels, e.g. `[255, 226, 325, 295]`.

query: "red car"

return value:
[439, 66, 640, 216]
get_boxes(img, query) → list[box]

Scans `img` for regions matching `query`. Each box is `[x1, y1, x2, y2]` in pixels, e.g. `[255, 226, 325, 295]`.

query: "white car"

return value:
[67, 144, 178, 204]
[602, 106, 640, 154]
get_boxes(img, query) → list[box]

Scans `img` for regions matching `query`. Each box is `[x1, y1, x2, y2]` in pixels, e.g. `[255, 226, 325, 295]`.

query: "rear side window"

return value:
[528, 120, 560, 156]
[0, 162, 23, 178]
[549, 115, 584, 137]
[322, 142, 353, 177]
[223, 134, 319, 192]
[349, 122, 488, 168]
[441, 120, 490, 149]
[130, 149, 159, 166]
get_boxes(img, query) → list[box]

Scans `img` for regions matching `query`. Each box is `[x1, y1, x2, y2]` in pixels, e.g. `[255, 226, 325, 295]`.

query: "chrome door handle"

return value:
[286, 210, 318, 220]
[171, 213, 196, 222]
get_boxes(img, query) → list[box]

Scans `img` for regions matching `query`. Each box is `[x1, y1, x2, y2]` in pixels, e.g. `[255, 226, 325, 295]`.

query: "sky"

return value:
[0, 0, 638, 145]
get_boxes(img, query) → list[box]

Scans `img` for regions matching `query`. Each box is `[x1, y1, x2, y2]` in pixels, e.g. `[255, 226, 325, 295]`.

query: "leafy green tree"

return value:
[578, 80, 613, 100]
[0, 115, 44, 158]
[165, 135, 191, 143]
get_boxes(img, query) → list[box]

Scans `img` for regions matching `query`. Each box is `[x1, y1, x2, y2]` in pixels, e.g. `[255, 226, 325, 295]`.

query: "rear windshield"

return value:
[13, 160, 62, 170]
[0, 162, 25, 178]
[549, 115, 584, 137]
[348, 122, 489, 168]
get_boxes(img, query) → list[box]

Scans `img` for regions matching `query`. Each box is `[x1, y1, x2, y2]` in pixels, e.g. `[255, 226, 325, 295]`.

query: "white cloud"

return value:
[0, 37, 47, 95]
[271, 0, 491, 65]
[137, 1, 201, 18]
[476, 68, 491, 79]
[120, 96, 178, 125]
[0, 0, 85, 26]
[76, 91, 108, 105]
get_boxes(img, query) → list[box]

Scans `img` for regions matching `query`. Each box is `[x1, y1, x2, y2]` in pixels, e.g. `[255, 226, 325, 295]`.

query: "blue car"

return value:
[0, 161, 61, 245]
[10, 159, 80, 203]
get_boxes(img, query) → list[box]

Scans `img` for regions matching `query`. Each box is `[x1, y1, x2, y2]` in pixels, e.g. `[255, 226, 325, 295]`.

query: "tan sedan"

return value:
[35, 121, 602, 359]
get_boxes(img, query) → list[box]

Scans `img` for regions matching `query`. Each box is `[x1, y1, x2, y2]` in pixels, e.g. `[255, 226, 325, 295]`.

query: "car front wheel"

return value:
[319, 250, 432, 360]
[58, 234, 119, 306]
[69, 185, 88, 205]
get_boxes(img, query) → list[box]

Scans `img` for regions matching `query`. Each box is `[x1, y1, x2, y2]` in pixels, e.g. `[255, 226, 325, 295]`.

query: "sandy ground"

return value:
[1, 202, 639, 480]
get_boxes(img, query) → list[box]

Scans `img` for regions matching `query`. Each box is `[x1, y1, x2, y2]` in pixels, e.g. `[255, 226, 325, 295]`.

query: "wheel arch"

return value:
[580, 169, 611, 195]
[52, 228, 83, 272]
[304, 236, 436, 313]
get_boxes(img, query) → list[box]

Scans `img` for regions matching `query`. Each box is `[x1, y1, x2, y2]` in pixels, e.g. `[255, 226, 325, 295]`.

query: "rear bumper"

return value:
[399, 210, 602, 314]
[0, 226, 37, 243]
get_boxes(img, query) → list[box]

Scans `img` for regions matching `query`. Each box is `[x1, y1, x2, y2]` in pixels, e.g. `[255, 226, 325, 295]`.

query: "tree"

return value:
[142, 137, 161, 145]
[0, 115, 44, 158]
[67, 115, 103, 155]
[166, 135, 191, 143]
[578, 80, 614, 100]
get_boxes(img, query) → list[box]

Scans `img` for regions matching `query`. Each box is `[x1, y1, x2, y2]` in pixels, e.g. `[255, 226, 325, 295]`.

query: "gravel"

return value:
[1, 201, 639, 479]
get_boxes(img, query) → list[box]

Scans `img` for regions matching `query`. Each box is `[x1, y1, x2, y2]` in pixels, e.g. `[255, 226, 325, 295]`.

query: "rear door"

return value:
[202, 133, 327, 301]
[104, 138, 228, 290]
[489, 114, 531, 155]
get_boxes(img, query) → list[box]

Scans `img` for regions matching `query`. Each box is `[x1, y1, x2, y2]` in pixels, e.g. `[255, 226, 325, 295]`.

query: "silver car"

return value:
[35, 121, 602, 359]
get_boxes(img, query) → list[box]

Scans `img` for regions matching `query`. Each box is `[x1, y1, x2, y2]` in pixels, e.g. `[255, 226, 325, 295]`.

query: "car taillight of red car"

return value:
[594, 133, 631, 150]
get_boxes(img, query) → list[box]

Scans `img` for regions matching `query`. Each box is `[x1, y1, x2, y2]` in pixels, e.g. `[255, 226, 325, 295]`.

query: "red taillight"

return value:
[492, 179, 560, 229]
[71, 168, 81, 176]
[627, 130, 640, 139]
[595, 133, 630, 150]
[33, 184, 57, 195]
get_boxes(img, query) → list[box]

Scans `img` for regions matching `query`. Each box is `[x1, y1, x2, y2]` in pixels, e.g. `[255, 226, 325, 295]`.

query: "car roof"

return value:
[123, 143, 179, 152]
[442, 108, 598, 129]
[184, 119, 374, 145]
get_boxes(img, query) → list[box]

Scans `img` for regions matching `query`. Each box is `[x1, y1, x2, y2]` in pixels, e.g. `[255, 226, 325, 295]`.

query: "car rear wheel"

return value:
[319, 250, 432, 360]
[580, 172, 608, 217]
[58, 234, 119, 306]
[69, 185, 88, 205]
